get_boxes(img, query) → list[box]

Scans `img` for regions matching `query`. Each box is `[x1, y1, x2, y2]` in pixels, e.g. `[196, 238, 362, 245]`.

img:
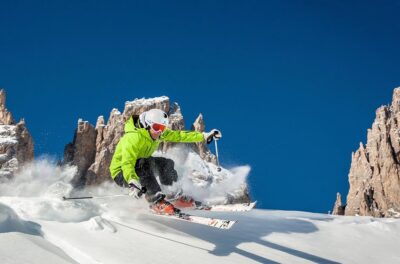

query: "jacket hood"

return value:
[124, 116, 150, 139]
[124, 117, 136, 133]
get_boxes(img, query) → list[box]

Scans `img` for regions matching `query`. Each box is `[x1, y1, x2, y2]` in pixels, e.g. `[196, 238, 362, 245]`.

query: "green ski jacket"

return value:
[109, 116, 204, 183]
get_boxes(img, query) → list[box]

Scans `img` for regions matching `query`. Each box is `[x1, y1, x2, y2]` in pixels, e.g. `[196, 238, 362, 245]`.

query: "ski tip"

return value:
[224, 220, 237, 230]
[209, 219, 237, 230]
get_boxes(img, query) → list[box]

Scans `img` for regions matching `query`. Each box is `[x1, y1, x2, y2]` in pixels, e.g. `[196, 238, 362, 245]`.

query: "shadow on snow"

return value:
[0, 203, 42, 236]
[139, 210, 340, 264]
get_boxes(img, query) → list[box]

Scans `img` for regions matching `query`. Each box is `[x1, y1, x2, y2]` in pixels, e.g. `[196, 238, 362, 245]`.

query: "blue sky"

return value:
[1, 1, 400, 213]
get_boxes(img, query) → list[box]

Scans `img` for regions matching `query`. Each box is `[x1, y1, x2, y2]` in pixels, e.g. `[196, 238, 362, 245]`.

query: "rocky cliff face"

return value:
[335, 88, 400, 217]
[64, 96, 250, 203]
[0, 89, 34, 181]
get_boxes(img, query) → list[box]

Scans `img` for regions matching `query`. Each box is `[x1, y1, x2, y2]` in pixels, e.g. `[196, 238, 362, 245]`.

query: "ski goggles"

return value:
[151, 123, 166, 133]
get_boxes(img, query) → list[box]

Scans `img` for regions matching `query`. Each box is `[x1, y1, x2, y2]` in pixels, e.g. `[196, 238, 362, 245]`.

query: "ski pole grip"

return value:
[213, 130, 221, 140]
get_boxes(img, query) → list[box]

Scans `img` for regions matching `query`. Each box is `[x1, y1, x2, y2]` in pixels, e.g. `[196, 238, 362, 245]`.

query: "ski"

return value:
[151, 211, 236, 230]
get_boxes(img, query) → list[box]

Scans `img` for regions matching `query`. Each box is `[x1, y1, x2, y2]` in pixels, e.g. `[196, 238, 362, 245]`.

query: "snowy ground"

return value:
[1, 161, 400, 264]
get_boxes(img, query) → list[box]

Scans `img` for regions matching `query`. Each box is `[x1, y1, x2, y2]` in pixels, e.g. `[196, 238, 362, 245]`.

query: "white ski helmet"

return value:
[139, 109, 169, 129]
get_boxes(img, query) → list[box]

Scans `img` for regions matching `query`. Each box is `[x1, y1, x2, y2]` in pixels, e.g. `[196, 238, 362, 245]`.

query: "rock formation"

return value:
[0, 89, 34, 181]
[332, 193, 345, 216]
[63, 119, 97, 186]
[0, 90, 14, 125]
[190, 114, 217, 164]
[335, 87, 400, 217]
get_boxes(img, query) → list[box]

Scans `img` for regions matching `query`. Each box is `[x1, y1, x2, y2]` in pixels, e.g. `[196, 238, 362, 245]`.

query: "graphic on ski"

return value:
[150, 211, 236, 230]
[205, 201, 257, 212]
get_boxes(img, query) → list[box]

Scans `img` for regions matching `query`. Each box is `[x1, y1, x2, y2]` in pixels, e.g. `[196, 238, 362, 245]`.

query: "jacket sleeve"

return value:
[160, 129, 204, 143]
[121, 134, 141, 183]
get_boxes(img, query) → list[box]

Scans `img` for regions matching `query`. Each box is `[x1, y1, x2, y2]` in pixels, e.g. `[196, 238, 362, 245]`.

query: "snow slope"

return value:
[1, 161, 400, 264]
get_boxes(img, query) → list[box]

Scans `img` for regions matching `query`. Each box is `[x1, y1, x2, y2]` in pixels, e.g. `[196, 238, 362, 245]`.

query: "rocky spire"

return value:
[63, 119, 97, 186]
[335, 87, 400, 217]
[0, 89, 34, 180]
[0, 89, 15, 125]
[332, 193, 345, 215]
[191, 113, 217, 164]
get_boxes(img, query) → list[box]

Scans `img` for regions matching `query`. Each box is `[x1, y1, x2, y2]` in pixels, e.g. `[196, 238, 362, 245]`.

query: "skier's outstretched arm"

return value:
[161, 129, 221, 143]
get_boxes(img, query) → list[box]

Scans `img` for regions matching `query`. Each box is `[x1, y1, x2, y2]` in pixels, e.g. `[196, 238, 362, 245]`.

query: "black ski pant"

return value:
[113, 157, 178, 203]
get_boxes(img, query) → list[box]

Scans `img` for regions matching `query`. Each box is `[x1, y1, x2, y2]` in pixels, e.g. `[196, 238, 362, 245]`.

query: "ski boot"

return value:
[151, 199, 180, 215]
[165, 189, 210, 209]
[172, 195, 196, 208]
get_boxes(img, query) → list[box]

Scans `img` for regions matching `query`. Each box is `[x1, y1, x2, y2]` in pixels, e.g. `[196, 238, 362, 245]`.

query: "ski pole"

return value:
[214, 138, 221, 172]
[62, 194, 129, 200]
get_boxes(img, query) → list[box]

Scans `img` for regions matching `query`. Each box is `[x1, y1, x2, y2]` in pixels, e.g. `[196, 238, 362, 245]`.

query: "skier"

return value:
[109, 108, 221, 215]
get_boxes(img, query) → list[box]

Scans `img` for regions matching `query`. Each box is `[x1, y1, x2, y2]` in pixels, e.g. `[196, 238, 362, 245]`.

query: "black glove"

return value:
[202, 129, 222, 144]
